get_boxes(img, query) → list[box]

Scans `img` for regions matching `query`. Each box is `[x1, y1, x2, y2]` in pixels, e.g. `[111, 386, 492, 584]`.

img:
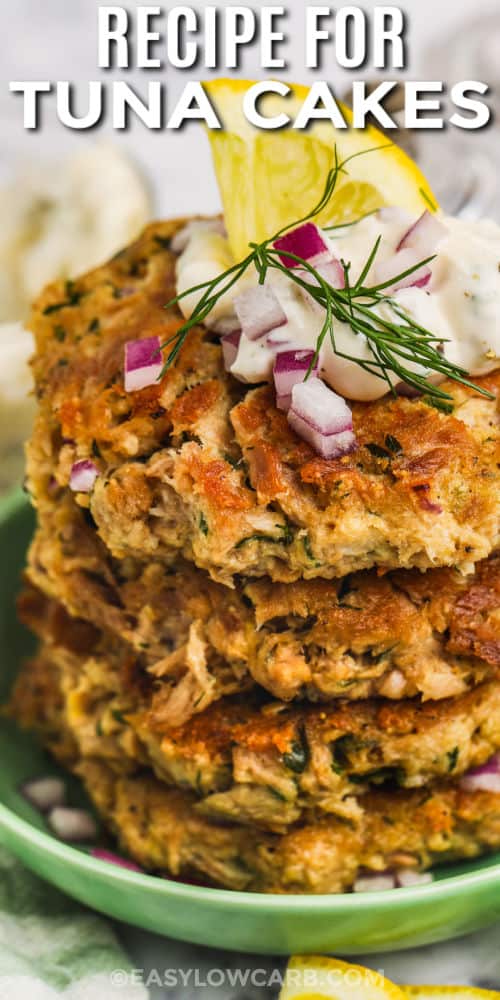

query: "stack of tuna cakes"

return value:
[12, 219, 500, 893]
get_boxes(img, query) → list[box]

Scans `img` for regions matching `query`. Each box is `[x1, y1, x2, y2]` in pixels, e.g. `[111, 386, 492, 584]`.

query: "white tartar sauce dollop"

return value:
[175, 210, 500, 401]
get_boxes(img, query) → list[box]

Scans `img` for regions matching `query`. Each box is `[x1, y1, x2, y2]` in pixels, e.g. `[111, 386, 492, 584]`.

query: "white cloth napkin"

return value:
[0, 849, 147, 999]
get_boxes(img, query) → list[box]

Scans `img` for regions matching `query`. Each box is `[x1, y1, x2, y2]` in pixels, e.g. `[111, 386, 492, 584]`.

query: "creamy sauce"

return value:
[176, 212, 500, 401]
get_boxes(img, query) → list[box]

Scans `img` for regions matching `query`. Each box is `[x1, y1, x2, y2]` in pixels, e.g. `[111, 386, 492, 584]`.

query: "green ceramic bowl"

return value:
[1, 490, 500, 956]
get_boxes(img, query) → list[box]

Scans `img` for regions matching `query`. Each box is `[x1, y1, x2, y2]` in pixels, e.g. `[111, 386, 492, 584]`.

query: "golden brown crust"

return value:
[12, 611, 500, 892]
[446, 557, 500, 666]
[25, 492, 500, 712]
[27, 219, 500, 585]
[12, 602, 500, 833]
[75, 760, 500, 893]
[11, 639, 500, 892]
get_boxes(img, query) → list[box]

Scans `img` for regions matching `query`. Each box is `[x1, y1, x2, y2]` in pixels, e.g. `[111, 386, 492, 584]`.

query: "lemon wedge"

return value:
[279, 955, 407, 1000]
[279, 958, 500, 1000]
[204, 78, 437, 262]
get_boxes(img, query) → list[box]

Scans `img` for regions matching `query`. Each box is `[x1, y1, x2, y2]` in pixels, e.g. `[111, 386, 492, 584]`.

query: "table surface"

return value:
[117, 920, 500, 997]
[2, 0, 500, 989]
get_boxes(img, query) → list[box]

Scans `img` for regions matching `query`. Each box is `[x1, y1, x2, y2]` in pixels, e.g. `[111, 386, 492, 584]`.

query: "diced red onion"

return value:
[171, 218, 226, 255]
[273, 222, 345, 306]
[91, 847, 142, 872]
[221, 329, 241, 370]
[374, 248, 432, 295]
[69, 460, 98, 493]
[273, 350, 318, 402]
[315, 258, 345, 289]
[461, 773, 500, 792]
[287, 378, 356, 459]
[297, 258, 345, 291]
[21, 776, 66, 813]
[209, 315, 241, 337]
[353, 868, 434, 892]
[397, 210, 447, 254]
[396, 369, 443, 398]
[276, 393, 292, 412]
[273, 223, 330, 268]
[124, 335, 163, 392]
[289, 378, 353, 435]
[395, 381, 422, 399]
[396, 869, 434, 888]
[233, 285, 287, 342]
[288, 413, 355, 460]
[266, 328, 293, 354]
[353, 873, 397, 893]
[460, 754, 500, 793]
[418, 494, 443, 515]
[412, 483, 443, 515]
[469, 754, 500, 775]
[48, 807, 98, 842]
[377, 207, 413, 226]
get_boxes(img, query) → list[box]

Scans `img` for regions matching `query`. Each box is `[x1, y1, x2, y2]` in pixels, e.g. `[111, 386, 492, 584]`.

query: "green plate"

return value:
[1, 491, 500, 956]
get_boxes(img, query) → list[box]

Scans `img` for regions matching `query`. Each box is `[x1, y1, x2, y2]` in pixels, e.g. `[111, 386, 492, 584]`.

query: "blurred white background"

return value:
[1, 0, 500, 217]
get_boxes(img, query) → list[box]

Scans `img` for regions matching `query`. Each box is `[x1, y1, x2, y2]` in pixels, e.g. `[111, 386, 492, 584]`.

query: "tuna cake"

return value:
[26, 219, 500, 585]
[12, 592, 500, 832]
[134, 680, 500, 832]
[26, 494, 500, 718]
[76, 762, 500, 894]
[10, 632, 500, 893]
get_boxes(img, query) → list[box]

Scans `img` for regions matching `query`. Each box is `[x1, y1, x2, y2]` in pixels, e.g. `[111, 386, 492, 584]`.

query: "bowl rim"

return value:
[3, 788, 500, 914]
[3, 487, 500, 912]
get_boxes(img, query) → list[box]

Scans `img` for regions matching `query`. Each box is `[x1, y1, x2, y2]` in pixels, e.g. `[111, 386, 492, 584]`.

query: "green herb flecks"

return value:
[366, 442, 392, 460]
[43, 281, 82, 315]
[330, 734, 374, 774]
[385, 434, 403, 454]
[423, 395, 454, 415]
[368, 644, 397, 664]
[235, 523, 293, 550]
[303, 534, 317, 562]
[351, 765, 406, 786]
[365, 435, 402, 460]
[160, 147, 493, 405]
[419, 187, 438, 213]
[447, 746, 460, 772]
[111, 708, 127, 725]
[266, 785, 289, 803]
[283, 737, 309, 774]
[323, 208, 380, 233]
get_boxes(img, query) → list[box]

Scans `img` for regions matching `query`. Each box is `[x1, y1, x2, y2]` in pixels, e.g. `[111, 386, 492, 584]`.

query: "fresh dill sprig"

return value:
[272, 246, 489, 399]
[419, 187, 438, 213]
[323, 208, 380, 233]
[161, 148, 493, 402]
